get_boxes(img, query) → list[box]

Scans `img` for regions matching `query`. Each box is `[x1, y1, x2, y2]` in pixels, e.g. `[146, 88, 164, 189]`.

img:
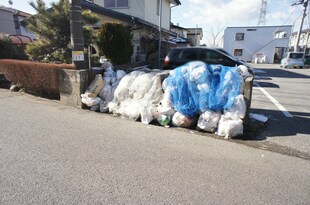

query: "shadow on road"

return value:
[253, 82, 279, 88]
[255, 68, 310, 79]
[240, 108, 310, 141]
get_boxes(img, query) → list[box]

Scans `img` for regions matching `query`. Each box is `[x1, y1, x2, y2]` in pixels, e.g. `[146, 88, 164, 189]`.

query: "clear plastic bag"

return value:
[223, 94, 246, 120]
[171, 112, 195, 128]
[217, 116, 243, 138]
[197, 110, 221, 132]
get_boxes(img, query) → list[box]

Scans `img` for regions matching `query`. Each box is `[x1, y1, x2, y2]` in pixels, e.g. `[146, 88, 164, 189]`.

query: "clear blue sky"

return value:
[2, 0, 307, 44]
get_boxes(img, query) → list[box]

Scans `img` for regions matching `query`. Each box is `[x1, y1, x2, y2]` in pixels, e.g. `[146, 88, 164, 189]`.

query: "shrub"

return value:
[0, 33, 27, 60]
[97, 23, 133, 65]
[0, 59, 75, 96]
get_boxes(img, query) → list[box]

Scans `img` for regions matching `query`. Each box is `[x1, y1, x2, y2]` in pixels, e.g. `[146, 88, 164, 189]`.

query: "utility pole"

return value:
[292, 0, 308, 52]
[70, 0, 85, 69]
[158, 0, 162, 69]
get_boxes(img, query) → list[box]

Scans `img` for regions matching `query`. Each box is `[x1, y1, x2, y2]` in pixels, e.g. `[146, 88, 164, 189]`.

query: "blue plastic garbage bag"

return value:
[164, 65, 198, 117]
[208, 64, 242, 110]
[163, 61, 241, 117]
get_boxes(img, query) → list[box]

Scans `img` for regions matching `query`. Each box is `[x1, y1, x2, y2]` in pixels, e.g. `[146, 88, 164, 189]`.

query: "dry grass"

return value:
[0, 59, 76, 95]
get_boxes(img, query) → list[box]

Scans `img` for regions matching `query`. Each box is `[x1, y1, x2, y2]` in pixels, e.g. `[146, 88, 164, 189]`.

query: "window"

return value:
[274, 30, 288, 39]
[104, 0, 129, 8]
[234, 49, 243, 56]
[180, 49, 198, 61]
[235, 33, 244, 41]
[247, 29, 257, 31]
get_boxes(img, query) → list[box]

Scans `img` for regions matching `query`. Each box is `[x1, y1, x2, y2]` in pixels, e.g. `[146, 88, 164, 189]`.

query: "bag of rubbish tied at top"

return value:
[171, 112, 196, 128]
[223, 94, 247, 120]
[217, 116, 243, 139]
[197, 110, 221, 132]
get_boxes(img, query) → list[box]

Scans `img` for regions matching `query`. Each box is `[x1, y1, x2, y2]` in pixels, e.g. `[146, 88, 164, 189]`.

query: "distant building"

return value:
[170, 23, 203, 47]
[289, 29, 310, 54]
[223, 25, 292, 63]
[0, 5, 35, 44]
[186, 27, 203, 46]
[82, 0, 181, 64]
[170, 24, 191, 47]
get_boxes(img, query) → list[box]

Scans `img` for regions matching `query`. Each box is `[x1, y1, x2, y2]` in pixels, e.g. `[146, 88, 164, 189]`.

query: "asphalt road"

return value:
[239, 64, 310, 160]
[0, 88, 309, 204]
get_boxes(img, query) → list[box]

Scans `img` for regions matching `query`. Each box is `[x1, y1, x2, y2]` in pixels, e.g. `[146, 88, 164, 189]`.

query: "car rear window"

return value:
[289, 53, 304, 59]
[169, 49, 198, 62]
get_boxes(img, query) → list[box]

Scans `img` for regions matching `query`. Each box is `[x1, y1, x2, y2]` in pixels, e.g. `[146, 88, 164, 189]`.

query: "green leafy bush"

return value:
[0, 33, 28, 60]
[97, 23, 133, 65]
[25, 0, 99, 64]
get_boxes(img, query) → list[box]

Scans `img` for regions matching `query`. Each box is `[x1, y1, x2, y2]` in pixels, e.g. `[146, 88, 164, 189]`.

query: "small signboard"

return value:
[72, 51, 84, 61]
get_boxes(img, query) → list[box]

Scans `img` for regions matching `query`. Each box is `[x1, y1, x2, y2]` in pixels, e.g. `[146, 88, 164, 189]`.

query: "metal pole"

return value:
[294, 0, 308, 52]
[70, 0, 85, 69]
[195, 24, 197, 46]
[158, 0, 162, 69]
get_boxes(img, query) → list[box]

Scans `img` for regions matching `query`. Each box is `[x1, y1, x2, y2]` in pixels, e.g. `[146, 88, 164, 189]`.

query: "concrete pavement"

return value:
[0, 89, 309, 204]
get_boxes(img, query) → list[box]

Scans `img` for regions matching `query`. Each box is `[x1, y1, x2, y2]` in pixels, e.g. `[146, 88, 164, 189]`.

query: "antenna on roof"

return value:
[258, 0, 267, 26]
[8, 0, 13, 8]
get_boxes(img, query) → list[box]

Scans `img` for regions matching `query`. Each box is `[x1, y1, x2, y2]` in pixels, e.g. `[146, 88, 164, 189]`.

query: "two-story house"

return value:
[289, 29, 310, 54]
[223, 25, 292, 63]
[0, 5, 35, 44]
[81, 0, 181, 63]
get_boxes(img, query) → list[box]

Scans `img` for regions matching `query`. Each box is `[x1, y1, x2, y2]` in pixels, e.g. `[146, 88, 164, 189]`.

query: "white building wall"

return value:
[94, 0, 171, 30]
[223, 25, 292, 63]
[0, 8, 16, 34]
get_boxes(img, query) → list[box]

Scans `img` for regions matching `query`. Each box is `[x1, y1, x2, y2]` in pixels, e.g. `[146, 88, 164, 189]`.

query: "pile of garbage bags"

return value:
[81, 61, 253, 138]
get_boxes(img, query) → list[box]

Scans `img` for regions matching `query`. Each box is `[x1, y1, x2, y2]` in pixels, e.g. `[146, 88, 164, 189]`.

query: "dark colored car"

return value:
[163, 47, 251, 70]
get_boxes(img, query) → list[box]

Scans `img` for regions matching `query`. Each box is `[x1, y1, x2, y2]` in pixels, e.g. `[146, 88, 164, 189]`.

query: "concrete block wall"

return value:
[58, 69, 89, 108]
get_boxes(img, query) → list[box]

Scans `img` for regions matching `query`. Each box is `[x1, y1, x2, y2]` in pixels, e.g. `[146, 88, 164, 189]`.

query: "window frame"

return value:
[235, 33, 244, 41]
[233, 49, 243, 56]
[104, 0, 129, 8]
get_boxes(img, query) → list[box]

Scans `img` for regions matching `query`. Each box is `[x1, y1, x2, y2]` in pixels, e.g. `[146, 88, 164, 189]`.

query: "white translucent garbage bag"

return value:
[217, 116, 243, 139]
[99, 84, 112, 102]
[140, 105, 154, 125]
[223, 94, 247, 120]
[113, 73, 164, 124]
[137, 74, 165, 124]
[129, 72, 156, 100]
[81, 94, 101, 107]
[107, 101, 118, 113]
[99, 100, 109, 113]
[142, 74, 164, 103]
[113, 71, 144, 101]
[117, 100, 141, 120]
[238, 65, 252, 80]
[116, 70, 126, 81]
[197, 110, 221, 132]
[171, 112, 196, 128]
[159, 83, 176, 116]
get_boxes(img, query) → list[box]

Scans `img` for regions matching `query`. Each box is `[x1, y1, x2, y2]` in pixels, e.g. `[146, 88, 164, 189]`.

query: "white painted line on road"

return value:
[254, 82, 293, 118]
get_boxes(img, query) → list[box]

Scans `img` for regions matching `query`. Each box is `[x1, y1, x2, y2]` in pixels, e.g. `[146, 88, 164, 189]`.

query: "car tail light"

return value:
[164, 56, 169, 67]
